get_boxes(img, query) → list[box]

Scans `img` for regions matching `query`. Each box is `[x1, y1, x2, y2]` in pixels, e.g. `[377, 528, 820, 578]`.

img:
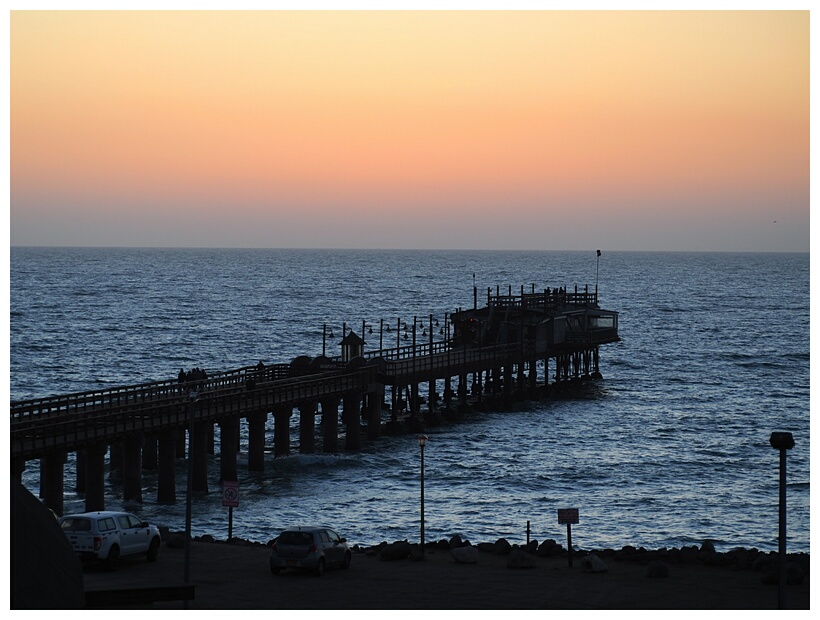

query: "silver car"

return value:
[269, 527, 351, 576]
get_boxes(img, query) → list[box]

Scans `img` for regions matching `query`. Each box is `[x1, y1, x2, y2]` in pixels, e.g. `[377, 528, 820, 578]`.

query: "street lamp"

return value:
[770, 431, 795, 609]
[184, 389, 199, 609]
[418, 434, 428, 559]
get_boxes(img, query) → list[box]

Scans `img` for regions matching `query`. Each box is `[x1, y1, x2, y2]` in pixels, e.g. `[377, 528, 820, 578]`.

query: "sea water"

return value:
[9, 248, 810, 552]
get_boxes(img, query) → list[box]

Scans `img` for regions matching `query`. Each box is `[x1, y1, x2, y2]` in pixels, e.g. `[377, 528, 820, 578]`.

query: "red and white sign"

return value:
[222, 481, 239, 508]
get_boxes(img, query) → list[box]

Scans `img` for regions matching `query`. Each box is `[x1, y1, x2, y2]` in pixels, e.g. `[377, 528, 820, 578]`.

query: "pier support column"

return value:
[390, 385, 399, 422]
[157, 428, 178, 504]
[299, 402, 317, 453]
[219, 416, 239, 483]
[75, 449, 86, 494]
[176, 432, 187, 459]
[143, 434, 158, 470]
[123, 432, 144, 503]
[530, 359, 538, 391]
[443, 378, 454, 412]
[247, 411, 267, 471]
[274, 407, 292, 458]
[11, 457, 25, 485]
[192, 423, 210, 494]
[41, 450, 67, 517]
[410, 382, 420, 415]
[366, 388, 383, 440]
[84, 442, 107, 512]
[545, 358, 551, 389]
[207, 426, 215, 455]
[343, 393, 362, 451]
[504, 364, 513, 402]
[321, 398, 340, 453]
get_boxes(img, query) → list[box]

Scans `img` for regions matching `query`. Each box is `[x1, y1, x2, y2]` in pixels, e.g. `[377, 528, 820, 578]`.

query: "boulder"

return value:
[698, 540, 717, 564]
[618, 545, 638, 561]
[448, 534, 463, 549]
[581, 553, 609, 573]
[524, 540, 538, 554]
[166, 531, 186, 548]
[379, 540, 412, 561]
[537, 539, 559, 557]
[678, 546, 698, 564]
[761, 562, 805, 585]
[700, 540, 716, 554]
[477, 542, 497, 554]
[493, 538, 512, 555]
[506, 548, 536, 569]
[646, 560, 670, 578]
[451, 546, 479, 564]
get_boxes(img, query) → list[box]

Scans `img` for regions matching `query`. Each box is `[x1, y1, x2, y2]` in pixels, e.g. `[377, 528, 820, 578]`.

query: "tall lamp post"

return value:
[183, 389, 199, 609]
[418, 434, 428, 559]
[770, 431, 795, 609]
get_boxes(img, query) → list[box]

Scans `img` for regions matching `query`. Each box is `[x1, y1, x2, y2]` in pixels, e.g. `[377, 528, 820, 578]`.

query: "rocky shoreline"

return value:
[165, 529, 809, 587]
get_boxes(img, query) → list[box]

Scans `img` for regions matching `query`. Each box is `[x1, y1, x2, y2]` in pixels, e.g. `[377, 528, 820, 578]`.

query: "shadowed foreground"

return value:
[81, 539, 810, 610]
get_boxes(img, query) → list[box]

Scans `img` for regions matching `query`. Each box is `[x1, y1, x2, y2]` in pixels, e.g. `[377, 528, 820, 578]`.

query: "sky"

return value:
[7, 8, 812, 252]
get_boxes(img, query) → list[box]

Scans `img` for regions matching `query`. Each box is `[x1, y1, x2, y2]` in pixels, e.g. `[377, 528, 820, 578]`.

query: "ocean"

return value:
[9, 248, 810, 553]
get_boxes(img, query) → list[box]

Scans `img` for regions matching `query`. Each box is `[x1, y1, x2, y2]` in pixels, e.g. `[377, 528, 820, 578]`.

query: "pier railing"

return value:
[11, 366, 379, 460]
[10, 337, 523, 428]
[488, 288, 598, 309]
[11, 363, 290, 425]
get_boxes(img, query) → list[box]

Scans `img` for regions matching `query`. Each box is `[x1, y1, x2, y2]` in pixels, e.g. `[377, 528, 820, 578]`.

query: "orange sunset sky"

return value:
[9, 9, 810, 251]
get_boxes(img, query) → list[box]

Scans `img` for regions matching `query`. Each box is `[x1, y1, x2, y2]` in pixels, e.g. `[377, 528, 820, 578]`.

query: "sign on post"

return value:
[557, 508, 579, 567]
[223, 481, 239, 541]
[557, 508, 579, 524]
[222, 481, 239, 507]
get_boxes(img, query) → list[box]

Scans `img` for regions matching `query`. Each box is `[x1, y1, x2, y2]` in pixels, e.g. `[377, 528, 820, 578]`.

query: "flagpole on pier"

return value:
[595, 249, 601, 295]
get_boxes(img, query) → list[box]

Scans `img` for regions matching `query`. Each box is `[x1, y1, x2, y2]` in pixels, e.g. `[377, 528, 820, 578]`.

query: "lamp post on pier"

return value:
[418, 434, 428, 559]
[322, 323, 335, 357]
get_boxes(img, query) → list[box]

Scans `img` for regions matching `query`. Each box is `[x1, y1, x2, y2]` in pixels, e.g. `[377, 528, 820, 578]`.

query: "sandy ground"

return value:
[79, 539, 811, 610]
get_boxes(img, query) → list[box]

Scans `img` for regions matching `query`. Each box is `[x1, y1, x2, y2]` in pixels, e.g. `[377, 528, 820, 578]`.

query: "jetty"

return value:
[10, 283, 618, 516]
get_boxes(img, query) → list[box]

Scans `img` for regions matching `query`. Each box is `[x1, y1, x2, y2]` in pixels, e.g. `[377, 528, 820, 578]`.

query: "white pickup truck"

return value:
[59, 511, 161, 570]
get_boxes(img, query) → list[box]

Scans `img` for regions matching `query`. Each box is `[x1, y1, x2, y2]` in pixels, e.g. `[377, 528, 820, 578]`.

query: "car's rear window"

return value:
[61, 518, 92, 532]
[278, 531, 313, 545]
[99, 517, 117, 532]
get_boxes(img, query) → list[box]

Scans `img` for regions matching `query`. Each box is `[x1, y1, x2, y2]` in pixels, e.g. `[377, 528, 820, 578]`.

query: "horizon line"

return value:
[7, 244, 810, 255]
